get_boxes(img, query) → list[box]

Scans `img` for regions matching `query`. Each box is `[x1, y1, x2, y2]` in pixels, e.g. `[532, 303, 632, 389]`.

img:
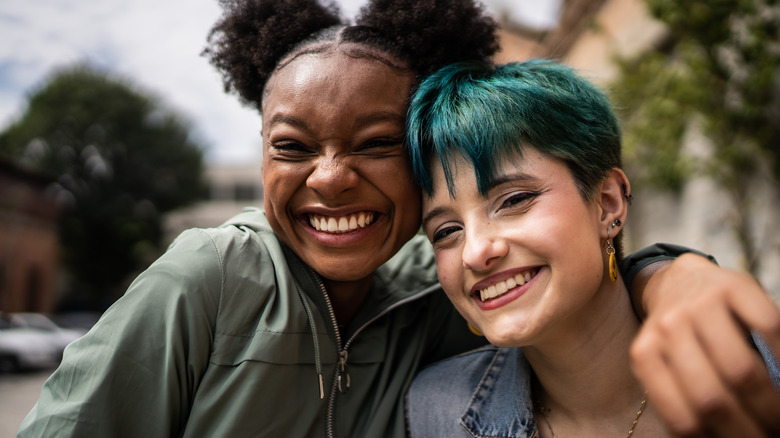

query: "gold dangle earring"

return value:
[467, 322, 483, 336]
[606, 220, 620, 283]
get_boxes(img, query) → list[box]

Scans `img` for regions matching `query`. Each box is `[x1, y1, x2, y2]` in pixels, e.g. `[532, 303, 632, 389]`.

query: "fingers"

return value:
[706, 283, 780, 432]
[630, 330, 702, 435]
[635, 252, 780, 436]
[633, 260, 780, 437]
[665, 313, 766, 437]
[632, 317, 767, 437]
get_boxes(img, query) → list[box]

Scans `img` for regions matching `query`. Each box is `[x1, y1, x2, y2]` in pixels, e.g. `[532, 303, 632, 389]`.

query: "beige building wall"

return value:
[0, 160, 62, 314]
[164, 162, 263, 244]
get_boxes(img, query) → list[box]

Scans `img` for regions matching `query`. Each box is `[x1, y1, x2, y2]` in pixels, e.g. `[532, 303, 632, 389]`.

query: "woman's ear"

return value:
[597, 168, 630, 236]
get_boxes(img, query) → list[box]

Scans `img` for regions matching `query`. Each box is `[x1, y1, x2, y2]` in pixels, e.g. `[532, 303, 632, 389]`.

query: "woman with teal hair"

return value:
[405, 60, 780, 437]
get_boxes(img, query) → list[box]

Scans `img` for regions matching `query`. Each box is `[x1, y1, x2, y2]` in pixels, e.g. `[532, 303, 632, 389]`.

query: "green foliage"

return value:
[613, 0, 780, 192]
[0, 64, 206, 309]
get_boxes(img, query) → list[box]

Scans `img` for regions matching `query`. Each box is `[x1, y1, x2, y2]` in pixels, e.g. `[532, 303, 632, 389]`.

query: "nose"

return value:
[462, 225, 508, 272]
[306, 156, 359, 199]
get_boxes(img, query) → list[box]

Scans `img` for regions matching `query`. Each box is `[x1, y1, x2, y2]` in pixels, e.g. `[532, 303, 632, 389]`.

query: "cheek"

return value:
[434, 251, 463, 295]
[364, 158, 422, 222]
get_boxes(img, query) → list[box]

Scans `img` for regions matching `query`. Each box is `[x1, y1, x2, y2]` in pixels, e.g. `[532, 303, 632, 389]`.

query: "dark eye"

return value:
[500, 191, 539, 209]
[431, 225, 461, 243]
[272, 141, 310, 153]
[359, 135, 404, 152]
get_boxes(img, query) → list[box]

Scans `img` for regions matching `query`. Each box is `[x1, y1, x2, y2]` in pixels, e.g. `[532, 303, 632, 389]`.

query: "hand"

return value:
[630, 253, 780, 437]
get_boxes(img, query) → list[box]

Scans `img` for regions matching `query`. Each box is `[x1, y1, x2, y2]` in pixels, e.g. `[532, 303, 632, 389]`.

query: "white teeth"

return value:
[309, 212, 375, 234]
[478, 270, 537, 302]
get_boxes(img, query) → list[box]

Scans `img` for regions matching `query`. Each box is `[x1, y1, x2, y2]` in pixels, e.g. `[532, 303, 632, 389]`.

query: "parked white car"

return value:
[0, 312, 86, 373]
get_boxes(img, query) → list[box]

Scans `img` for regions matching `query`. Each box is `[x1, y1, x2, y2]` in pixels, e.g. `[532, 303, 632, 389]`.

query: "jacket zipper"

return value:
[311, 268, 440, 438]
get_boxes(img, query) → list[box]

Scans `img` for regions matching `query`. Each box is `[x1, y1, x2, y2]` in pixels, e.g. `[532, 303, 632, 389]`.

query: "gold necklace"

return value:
[535, 392, 648, 438]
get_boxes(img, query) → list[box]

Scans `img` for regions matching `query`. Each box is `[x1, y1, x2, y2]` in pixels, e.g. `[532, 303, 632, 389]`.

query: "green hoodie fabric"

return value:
[17, 209, 485, 438]
[17, 209, 691, 438]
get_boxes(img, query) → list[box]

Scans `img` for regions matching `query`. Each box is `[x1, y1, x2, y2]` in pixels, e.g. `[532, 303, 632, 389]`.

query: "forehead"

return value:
[262, 51, 415, 115]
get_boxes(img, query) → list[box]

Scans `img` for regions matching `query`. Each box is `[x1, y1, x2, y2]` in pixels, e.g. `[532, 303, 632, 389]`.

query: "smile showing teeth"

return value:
[309, 212, 375, 234]
[478, 269, 538, 302]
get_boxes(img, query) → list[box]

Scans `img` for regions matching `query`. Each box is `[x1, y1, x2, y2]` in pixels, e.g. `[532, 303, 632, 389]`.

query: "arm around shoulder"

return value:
[628, 251, 780, 437]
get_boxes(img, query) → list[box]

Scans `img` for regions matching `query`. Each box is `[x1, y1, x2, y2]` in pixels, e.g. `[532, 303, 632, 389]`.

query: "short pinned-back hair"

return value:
[407, 60, 623, 201]
[204, 0, 500, 113]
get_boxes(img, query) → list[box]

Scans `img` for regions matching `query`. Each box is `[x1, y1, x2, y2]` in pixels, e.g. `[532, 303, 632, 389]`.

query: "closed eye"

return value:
[272, 141, 310, 152]
[431, 225, 461, 243]
[356, 136, 405, 154]
[269, 141, 315, 160]
[500, 191, 540, 210]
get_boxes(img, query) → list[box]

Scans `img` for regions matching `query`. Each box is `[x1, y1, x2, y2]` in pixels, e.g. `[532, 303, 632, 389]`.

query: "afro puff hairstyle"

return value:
[203, 0, 499, 112]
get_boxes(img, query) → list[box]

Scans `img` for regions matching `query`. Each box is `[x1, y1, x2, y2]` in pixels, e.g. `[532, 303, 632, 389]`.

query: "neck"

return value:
[322, 275, 373, 327]
[524, 279, 648, 434]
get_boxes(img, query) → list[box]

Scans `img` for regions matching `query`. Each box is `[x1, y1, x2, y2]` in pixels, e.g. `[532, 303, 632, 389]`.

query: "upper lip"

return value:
[469, 266, 540, 296]
[297, 204, 382, 217]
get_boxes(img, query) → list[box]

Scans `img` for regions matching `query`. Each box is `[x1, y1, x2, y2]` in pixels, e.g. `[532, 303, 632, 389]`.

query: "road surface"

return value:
[0, 370, 51, 438]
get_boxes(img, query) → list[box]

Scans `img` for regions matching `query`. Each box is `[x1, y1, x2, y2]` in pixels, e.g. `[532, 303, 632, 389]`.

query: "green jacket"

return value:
[18, 209, 484, 438]
[18, 209, 690, 438]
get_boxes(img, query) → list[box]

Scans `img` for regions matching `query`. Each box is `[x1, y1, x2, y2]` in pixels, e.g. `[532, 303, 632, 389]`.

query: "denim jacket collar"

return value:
[459, 347, 539, 438]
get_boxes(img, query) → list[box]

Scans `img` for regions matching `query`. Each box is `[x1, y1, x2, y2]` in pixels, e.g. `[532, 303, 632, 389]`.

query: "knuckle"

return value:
[657, 311, 686, 335]
[725, 360, 762, 390]
[667, 416, 703, 437]
[764, 313, 780, 336]
[629, 337, 651, 361]
[691, 390, 729, 419]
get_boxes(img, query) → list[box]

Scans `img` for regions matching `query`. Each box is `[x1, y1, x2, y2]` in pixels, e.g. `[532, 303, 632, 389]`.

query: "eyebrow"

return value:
[267, 111, 404, 132]
[267, 113, 308, 131]
[352, 111, 405, 130]
[487, 172, 538, 190]
[422, 206, 449, 231]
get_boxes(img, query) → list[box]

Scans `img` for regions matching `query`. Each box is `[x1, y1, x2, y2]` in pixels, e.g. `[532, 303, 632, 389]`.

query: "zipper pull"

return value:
[337, 349, 350, 393]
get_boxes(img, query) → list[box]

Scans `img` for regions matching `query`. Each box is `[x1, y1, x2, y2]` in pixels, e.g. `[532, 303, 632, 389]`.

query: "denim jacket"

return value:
[406, 337, 780, 438]
[406, 346, 538, 438]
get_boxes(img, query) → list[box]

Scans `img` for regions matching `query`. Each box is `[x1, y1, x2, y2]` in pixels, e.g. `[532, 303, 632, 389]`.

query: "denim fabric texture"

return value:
[407, 338, 780, 438]
[407, 346, 538, 438]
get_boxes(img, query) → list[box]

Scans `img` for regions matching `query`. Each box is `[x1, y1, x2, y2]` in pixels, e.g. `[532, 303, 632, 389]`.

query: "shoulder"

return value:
[406, 346, 502, 434]
[112, 209, 286, 326]
[378, 234, 438, 292]
[158, 208, 282, 288]
[410, 345, 501, 400]
[753, 332, 780, 390]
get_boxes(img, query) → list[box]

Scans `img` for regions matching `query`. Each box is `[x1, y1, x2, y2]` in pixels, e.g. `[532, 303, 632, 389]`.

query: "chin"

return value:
[316, 261, 378, 283]
[482, 323, 532, 348]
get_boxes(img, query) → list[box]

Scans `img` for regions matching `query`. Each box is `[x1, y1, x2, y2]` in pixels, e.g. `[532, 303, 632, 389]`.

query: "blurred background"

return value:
[1, 0, 779, 433]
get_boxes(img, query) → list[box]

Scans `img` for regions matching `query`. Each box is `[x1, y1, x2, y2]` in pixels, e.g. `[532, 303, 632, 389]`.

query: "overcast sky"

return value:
[0, 0, 561, 164]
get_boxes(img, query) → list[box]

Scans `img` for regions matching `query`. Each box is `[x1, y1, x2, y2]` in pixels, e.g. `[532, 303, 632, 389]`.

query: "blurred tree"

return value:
[0, 64, 206, 310]
[612, 0, 780, 274]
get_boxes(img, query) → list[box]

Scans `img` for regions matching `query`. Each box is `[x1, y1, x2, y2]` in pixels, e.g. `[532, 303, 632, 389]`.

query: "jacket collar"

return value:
[222, 208, 440, 305]
[459, 348, 539, 438]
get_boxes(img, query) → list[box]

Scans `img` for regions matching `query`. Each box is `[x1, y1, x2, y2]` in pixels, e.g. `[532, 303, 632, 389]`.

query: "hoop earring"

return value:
[606, 228, 618, 283]
[467, 322, 483, 336]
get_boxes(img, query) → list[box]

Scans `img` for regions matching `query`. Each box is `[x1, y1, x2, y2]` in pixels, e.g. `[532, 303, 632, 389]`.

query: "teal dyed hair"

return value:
[407, 60, 622, 200]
